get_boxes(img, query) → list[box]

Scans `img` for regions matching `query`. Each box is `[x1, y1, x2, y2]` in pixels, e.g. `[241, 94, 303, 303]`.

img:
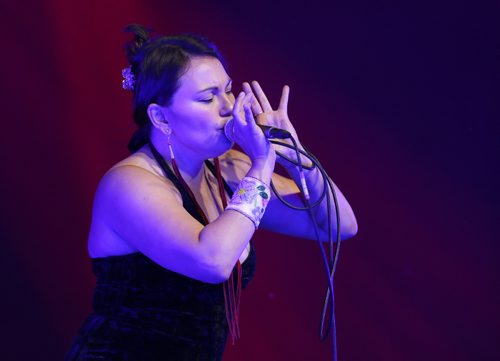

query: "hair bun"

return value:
[124, 24, 151, 62]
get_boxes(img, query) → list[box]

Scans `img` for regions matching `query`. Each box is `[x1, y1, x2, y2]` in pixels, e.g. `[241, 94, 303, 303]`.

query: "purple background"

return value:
[1, 0, 498, 360]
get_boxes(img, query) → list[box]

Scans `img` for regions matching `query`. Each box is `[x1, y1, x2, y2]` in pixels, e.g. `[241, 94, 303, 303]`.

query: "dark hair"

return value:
[123, 24, 227, 152]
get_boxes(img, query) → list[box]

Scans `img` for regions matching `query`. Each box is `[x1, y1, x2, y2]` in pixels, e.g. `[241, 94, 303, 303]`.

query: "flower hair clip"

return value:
[122, 66, 135, 91]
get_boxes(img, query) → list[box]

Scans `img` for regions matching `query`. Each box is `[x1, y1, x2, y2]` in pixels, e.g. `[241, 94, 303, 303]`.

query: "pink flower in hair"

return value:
[122, 66, 135, 91]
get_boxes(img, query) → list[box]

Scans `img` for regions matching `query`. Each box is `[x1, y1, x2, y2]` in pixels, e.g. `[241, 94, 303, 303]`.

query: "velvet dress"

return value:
[65, 156, 256, 361]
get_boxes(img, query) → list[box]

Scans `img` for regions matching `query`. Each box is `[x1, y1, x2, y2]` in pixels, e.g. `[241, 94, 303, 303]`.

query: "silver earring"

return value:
[166, 128, 175, 160]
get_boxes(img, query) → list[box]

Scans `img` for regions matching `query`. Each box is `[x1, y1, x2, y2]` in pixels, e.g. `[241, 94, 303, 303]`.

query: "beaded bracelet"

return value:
[226, 176, 271, 229]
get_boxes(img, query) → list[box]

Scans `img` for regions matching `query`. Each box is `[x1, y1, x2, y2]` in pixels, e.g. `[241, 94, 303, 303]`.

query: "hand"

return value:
[231, 91, 276, 167]
[242, 81, 303, 164]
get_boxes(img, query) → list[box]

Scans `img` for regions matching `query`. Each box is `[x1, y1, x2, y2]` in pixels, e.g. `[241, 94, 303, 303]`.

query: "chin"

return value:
[207, 135, 233, 158]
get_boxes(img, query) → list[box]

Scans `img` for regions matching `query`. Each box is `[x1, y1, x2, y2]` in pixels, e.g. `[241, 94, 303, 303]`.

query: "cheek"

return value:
[175, 113, 219, 141]
[173, 105, 211, 128]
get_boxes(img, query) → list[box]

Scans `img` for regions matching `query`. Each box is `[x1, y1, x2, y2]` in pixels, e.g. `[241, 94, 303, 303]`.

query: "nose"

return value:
[219, 92, 234, 117]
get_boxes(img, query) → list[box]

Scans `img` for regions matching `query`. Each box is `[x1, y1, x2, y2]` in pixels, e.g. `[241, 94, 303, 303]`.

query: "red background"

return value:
[1, 1, 498, 360]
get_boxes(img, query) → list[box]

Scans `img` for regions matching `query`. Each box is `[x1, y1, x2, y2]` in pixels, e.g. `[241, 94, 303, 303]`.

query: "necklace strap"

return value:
[148, 140, 207, 225]
[204, 158, 234, 199]
[148, 139, 242, 342]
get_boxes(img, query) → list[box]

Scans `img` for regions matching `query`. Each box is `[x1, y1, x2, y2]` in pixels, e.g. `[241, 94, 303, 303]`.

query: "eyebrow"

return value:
[196, 79, 232, 94]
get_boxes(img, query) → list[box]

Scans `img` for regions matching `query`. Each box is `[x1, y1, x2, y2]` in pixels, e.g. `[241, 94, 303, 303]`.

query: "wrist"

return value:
[247, 163, 273, 186]
[248, 155, 275, 185]
[278, 151, 314, 170]
[275, 139, 314, 169]
[226, 176, 271, 229]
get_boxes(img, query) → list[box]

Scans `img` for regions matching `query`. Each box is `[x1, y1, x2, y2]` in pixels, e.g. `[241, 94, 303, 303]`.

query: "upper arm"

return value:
[94, 165, 224, 282]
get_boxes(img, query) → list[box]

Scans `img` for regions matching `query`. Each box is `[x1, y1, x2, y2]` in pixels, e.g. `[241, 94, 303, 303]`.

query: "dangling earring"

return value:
[166, 127, 175, 161]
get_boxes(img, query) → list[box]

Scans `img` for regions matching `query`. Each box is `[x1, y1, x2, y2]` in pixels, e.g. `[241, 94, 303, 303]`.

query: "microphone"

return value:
[224, 118, 291, 142]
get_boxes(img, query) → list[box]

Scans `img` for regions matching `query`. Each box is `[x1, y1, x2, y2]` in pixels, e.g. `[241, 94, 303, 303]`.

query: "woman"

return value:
[66, 24, 357, 360]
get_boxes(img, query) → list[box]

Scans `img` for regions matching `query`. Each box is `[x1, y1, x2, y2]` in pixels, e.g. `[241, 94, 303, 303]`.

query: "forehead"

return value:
[177, 56, 230, 93]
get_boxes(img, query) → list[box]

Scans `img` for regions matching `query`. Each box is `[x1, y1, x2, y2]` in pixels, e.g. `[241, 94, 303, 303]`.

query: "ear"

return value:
[147, 104, 170, 135]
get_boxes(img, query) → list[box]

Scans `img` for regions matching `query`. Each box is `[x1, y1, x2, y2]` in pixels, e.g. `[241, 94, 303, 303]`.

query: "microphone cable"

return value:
[269, 138, 342, 361]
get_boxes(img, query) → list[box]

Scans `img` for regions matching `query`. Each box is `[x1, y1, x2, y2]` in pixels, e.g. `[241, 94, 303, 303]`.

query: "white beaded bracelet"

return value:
[226, 176, 271, 229]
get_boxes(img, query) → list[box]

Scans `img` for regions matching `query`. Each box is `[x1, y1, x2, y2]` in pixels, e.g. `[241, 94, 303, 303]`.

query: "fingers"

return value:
[279, 85, 289, 112]
[242, 82, 264, 116]
[232, 91, 254, 127]
[250, 81, 273, 113]
[243, 101, 255, 126]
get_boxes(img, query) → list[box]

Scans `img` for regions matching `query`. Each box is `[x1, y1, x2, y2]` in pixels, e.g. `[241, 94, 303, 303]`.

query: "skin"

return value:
[87, 56, 357, 284]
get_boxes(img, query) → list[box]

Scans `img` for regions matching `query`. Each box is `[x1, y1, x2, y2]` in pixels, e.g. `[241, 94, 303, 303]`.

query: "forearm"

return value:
[246, 158, 275, 186]
[279, 149, 357, 240]
[198, 158, 274, 281]
[198, 210, 255, 281]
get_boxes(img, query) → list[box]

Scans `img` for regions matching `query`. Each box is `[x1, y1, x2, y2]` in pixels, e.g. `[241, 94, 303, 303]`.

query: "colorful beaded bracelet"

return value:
[226, 176, 271, 229]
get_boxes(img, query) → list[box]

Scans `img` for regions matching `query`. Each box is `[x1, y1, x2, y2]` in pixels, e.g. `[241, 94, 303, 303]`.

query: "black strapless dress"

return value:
[65, 157, 256, 361]
[65, 248, 255, 361]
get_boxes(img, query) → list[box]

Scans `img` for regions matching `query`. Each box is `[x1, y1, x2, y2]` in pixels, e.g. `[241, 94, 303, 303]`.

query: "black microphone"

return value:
[223, 118, 291, 142]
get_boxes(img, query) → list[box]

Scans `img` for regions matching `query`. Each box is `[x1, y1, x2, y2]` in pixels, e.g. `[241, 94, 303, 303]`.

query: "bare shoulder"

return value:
[99, 164, 176, 200]
[98, 150, 181, 203]
[108, 149, 163, 179]
[88, 151, 183, 257]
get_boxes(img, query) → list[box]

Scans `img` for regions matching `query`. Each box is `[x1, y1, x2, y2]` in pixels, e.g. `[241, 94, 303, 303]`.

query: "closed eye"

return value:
[199, 89, 232, 103]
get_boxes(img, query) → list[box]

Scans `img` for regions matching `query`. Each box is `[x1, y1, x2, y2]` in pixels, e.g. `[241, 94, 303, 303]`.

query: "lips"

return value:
[220, 118, 232, 128]
[217, 119, 232, 131]
[223, 118, 235, 142]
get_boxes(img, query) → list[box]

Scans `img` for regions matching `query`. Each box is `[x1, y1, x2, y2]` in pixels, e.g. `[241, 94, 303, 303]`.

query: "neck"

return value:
[149, 129, 206, 187]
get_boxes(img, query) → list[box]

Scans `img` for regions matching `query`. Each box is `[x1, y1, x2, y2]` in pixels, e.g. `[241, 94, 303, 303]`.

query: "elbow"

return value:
[210, 250, 238, 283]
[216, 267, 233, 283]
[340, 215, 358, 240]
[206, 264, 233, 284]
[197, 227, 244, 284]
[201, 274, 229, 285]
[197, 252, 235, 284]
[340, 223, 358, 240]
[318, 216, 358, 242]
[203, 267, 232, 284]
[194, 264, 231, 284]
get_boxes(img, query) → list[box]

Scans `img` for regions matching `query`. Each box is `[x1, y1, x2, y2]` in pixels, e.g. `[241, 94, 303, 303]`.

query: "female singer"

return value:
[65, 24, 357, 360]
